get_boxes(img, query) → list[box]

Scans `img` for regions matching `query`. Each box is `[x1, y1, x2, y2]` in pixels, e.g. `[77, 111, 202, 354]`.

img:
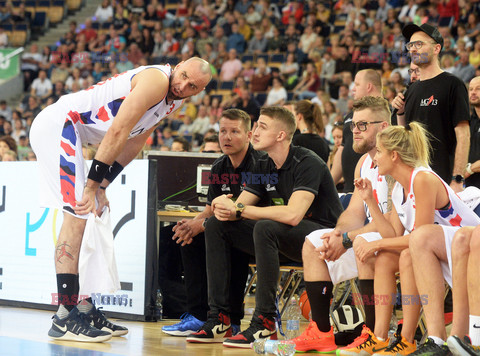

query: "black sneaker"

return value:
[408, 337, 452, 355]
[186, 311, 232, 343]
[223, 313, 277, 348]
[48, 306, 112, 342]
[447, 335, 480, 356]
[83, 305, 128, 336]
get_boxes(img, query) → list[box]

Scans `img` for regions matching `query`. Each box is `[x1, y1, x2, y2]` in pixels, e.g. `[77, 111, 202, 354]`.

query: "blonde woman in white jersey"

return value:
[341, 122, 480, 356]
[29, 58, 212, 342]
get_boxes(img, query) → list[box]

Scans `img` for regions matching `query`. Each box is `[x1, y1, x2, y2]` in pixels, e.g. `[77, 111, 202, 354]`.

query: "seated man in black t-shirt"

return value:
[161, 109, 263, 336]
[186, 106, 343, 348]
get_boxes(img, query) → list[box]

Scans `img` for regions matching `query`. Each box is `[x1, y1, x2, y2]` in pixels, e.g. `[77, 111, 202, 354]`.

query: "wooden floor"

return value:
[0, 297, 310, 356]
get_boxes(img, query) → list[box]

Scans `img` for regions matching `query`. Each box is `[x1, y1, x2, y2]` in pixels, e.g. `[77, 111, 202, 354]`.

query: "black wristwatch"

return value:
[452, 175, 465, 183]
[235, 203, 245, 219]
[342, 232, 353, 249]
[202, 218, 208, 229]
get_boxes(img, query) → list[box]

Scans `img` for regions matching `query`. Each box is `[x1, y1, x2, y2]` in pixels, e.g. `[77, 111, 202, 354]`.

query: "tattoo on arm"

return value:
[56, 242, 74, 263]
[386, 175, 396, 213]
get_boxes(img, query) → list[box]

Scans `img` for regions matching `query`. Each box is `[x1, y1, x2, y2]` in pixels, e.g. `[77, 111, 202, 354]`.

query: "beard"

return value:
[167, 72, 186, 101]
[353, 137, 375, 154]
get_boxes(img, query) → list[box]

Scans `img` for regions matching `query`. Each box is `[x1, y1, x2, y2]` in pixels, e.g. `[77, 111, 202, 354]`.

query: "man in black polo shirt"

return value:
[465, 76, 480, 188]
[187, 106, 343, 347]
[161, 109, 263, 337]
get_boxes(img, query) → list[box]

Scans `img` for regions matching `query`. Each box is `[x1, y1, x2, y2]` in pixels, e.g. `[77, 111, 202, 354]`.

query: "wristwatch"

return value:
[452, 174, 465, 183]
[235, 202, 245, 219]
[466, 163, 474, 175]
[342, 232, 353, 249]
[202, 218, 209, 229]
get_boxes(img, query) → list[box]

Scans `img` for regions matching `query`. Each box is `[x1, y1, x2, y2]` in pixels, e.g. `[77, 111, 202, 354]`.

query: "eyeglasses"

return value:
[408, 68, 420, 75]
[350, 121, 383, 132]
[405, 40, 438, 51]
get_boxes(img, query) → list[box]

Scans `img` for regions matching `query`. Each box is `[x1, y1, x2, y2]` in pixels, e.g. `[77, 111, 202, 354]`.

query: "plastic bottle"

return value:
[155, 289, 163, 321]
[251, 339, 296, 356]
[284, 296, 302, 340]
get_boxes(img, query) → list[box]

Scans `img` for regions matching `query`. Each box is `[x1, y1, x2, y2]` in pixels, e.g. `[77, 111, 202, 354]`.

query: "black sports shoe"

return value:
[447, 335, 480, 356]
[83, 305, 128, 336]
[186, 311, 232, 343]
[408, 337, 452, 355]
[223, 313, 277, 348]
[48, 306, 112, 342]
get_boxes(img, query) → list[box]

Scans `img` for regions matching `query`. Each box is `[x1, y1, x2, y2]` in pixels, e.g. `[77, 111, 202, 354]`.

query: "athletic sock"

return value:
[77, 297, 94, 313]
[358, 279, 375, 331]
[469, 315, 480, 346]
[56, 304, 69, 319]
[429, 335, 445, 346]
[56, 273, 77, 312]
[305, 281, 334, 332]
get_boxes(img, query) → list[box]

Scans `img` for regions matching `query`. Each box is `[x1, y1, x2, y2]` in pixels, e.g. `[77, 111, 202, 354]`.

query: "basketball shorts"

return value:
[440, 225, 461, 288]
[306, 229, 382, 285]
[30, 103, 88, 218]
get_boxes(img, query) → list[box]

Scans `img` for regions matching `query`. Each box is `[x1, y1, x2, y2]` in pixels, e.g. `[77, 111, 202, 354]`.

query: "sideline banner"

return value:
[0, 160, 155, 318]
[0, 48, 20, 80]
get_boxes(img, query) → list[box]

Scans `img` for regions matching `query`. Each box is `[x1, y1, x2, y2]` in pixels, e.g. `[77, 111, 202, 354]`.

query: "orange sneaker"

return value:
[338, 325, 389, 356]
[291, 321, 337, 353]
[372, 334, 416, 355]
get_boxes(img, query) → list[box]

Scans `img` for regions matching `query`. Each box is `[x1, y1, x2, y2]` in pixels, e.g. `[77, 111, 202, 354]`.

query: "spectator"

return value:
[327, 122, 343, 170]
[245, 4, 261, 25]
[293, 62, 321, 100]
[394, 23, 470, 192]
[250, 57, 272, 93]
[299, 25, 318, 55]
[11, 118, 27, 144]
[226, 23, 246, 53]
[1, 150, 16, 161]
[398, 0, 418, 24]
[21, 44, 43, 92]
[247, 29, 268, 55]
[0, 135, 17, 161]
[177, 116, 195, 137]
[0, 100, 12, 122]
[229, 87, 260, 126]
[200, 134, 221, 153]
[78, 18, 97, 42]
[265, 77, 287, 106]
[30, 70, 53, 103]
[292, 100, 330, 162]
[0, 27, 7, 48]
[171, 137, 191, 152]
[191, 105, 211, 138]
[220, 49, 242, 82]
[465, 76, 480, 188]
[453, 51, 476, 83]
[95, 0, 114, 23]
[65, 68, 86, 92]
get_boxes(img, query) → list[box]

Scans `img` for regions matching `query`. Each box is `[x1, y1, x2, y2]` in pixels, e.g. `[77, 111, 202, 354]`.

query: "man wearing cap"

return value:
[392, 23, 470, 194]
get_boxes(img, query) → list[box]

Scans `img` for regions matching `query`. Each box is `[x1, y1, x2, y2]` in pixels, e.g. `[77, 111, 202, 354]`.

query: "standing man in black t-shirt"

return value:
[393, 23, 470, 192]
[331, 69, 383, 193]
[186, 106, 343, 348]
[161, 109, 263, 336]
[465, 76, 480, 188]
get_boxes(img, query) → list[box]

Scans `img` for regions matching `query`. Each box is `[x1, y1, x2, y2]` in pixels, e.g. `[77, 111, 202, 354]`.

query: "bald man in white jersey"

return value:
[29, 57, 212, 342]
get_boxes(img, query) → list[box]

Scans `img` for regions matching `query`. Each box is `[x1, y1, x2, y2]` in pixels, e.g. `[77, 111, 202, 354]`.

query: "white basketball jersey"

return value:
[392, 166, 480, 234]
[55, 65, 183, 144]
[360, 154, 389, 222]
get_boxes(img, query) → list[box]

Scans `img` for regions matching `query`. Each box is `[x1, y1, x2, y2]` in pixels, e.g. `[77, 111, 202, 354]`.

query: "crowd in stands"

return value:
[1, 0, 480, 164]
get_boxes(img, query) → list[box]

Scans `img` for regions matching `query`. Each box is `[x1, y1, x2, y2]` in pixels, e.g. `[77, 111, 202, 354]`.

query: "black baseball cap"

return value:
[402, 23, 444, 49]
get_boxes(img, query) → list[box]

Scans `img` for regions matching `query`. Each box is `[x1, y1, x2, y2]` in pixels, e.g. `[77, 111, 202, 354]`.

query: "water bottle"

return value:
[252, 339, 296, 355]
[155, 289, 163, 321]
[284, 296, 302, 340]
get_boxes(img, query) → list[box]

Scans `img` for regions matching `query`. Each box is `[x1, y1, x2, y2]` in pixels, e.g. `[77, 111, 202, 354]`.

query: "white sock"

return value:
[377, 336, 385, 341]
[77, 299, 93, 313]
[56, 304, 69, 319]
[469, 315, 480, 346]
[429, 335, 445, 346]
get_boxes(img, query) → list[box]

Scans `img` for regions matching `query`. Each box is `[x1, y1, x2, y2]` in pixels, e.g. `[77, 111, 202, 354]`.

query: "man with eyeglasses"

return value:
[392, 23, 470, 193]
[408, 63, 420, 83]
[331, 69, 384, 194]
[292, 96, 392, 353]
